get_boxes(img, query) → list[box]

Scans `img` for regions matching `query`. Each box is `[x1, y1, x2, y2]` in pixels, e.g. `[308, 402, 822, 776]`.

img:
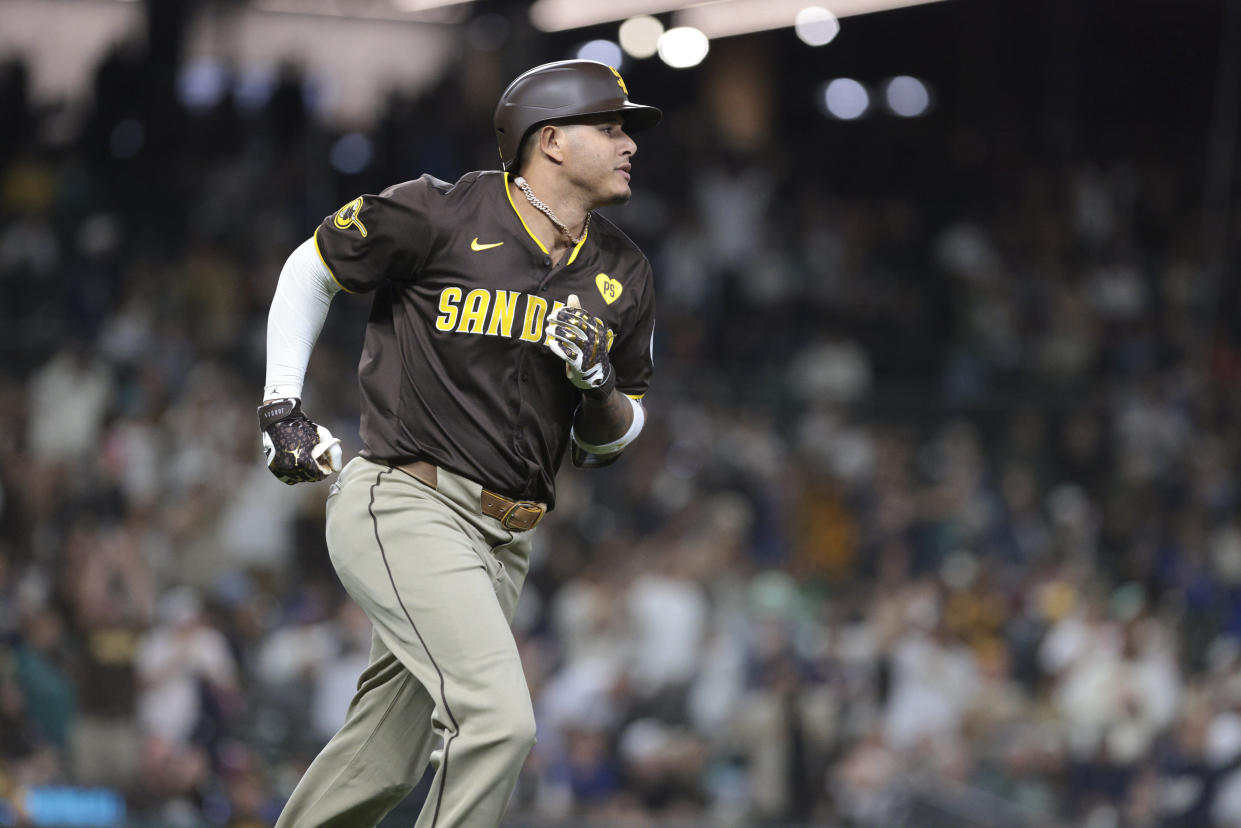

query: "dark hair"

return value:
[512, 128, 540, 175]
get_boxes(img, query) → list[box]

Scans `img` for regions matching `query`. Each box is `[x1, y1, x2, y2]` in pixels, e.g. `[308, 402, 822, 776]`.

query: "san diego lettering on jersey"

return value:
[434, 288, 614, 350]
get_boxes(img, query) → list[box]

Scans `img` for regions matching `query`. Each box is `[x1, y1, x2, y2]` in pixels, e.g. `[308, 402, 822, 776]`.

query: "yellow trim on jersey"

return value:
[313, 227, 356, 294]
[504, 172, 548, 254]
[503, 172, 590, 262]
[566, 231, 589, 266]
[624, 392, 646, 401]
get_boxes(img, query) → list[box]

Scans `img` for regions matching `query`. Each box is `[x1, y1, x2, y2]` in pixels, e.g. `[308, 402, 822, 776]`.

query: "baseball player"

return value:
[258, 60, 659, 827]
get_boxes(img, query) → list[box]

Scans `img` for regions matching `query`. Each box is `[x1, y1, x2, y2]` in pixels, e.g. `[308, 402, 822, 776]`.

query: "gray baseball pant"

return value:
[275, 456, 536, 828]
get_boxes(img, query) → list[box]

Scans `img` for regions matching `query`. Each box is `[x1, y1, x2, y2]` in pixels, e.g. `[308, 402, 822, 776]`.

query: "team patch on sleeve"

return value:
[333, 197, 368, 237]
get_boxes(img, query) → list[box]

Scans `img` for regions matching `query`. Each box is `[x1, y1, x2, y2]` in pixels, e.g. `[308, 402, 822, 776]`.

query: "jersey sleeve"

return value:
[609, 262, 656, 401]
[314, 176, 438, 293]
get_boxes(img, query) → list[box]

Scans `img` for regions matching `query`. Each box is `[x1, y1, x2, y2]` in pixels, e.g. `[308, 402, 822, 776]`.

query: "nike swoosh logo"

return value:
[471, 237, 504, 251]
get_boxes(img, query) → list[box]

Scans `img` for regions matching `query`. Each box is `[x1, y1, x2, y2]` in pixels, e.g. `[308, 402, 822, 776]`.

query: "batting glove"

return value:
[258, 398, 343, 485]
[545, 294, 615, 398]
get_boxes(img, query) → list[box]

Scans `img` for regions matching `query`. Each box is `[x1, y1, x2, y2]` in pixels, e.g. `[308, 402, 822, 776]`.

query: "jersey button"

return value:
[521, 372, 529, 382]
[542, 255, 552, 267]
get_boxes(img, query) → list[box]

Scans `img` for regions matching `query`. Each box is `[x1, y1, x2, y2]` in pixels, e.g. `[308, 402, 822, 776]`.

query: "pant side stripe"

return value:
[369, 467, 458, 828]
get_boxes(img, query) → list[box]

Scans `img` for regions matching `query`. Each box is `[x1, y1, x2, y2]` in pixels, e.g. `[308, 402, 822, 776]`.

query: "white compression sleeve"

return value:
[263, 237, 341, 400]
[570, 395, 647, 455]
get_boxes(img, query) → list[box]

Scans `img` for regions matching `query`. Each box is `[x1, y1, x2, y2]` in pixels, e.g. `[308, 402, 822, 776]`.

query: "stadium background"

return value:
[1, 0, 1240, 825]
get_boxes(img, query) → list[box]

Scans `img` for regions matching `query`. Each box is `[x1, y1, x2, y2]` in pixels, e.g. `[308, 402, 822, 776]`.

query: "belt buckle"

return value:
[501, 501, 544, 531]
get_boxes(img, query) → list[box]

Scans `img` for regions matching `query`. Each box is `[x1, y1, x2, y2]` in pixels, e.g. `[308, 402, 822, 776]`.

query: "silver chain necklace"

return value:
[513, 176, 590, 245]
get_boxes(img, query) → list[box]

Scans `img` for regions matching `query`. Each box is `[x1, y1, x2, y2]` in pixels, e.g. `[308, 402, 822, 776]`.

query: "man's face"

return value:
[559, 114, 638, 207]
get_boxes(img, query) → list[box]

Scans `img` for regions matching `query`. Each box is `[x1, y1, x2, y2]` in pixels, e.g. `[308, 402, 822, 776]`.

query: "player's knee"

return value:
[495, 702, 537, 758]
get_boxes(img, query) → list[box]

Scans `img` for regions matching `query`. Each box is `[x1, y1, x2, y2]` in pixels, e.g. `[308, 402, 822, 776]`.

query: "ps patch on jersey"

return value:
[595, 273, 623, 305]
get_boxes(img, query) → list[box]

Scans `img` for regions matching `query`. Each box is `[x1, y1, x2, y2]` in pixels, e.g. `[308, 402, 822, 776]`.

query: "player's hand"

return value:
[545, 294, 615, 397]
[258, 398, 343, 485]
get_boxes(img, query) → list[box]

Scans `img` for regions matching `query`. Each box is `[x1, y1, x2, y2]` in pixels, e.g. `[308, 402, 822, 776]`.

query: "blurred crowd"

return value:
[2, 23, 1241, 828]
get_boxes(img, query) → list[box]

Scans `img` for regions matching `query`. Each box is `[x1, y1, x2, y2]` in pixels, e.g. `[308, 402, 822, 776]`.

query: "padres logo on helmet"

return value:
[609, 66, 629, 96]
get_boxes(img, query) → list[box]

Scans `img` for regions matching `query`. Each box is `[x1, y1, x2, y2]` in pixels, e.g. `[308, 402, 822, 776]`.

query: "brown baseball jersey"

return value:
[314, 170, 655, 507]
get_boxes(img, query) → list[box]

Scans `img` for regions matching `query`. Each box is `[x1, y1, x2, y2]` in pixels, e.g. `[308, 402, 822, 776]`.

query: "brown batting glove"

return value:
[545, 294, 615, 399]
[258, 399, 343, 485]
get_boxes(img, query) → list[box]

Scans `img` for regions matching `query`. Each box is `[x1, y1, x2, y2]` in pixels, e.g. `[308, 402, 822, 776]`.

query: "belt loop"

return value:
[394, 460, 437, 490]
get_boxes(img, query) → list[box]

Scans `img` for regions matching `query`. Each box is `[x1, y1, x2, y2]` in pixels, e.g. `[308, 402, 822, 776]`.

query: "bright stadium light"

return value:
[577, 39, 625, 67]
[531, 0, 951, 34]
[234, 65, 278, 113]
[390, 0, 474, 11]
[657, 26, 709, 68]
[330, 133, 374, 174]
[533, 0, 686, 32]
[619, 15, 664, 58]
[178, 58, 227, 113]
[794, 6, 840, 45]
[885, 75, 931, 116]
[822, 78, 869, 119]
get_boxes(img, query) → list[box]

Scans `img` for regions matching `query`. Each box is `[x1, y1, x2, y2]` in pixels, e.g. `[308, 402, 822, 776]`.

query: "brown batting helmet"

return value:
[493, 60, 662, 171]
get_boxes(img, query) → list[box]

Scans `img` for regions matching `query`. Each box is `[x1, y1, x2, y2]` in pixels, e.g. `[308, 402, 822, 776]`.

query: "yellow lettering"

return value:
[485, 290, 520, 337]
[456, 289, 491, 334]
[543, 300, 566, 346]
[520, 295, 549, 342]
[436, 287, 462, 331]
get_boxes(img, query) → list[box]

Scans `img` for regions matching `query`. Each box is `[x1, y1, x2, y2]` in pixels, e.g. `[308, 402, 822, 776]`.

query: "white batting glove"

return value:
[545, 294, 615, 397]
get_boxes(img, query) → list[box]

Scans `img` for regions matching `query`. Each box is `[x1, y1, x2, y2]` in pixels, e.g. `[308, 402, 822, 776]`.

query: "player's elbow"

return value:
[570, 396, 645, 468]
[571, 444, 624, 469]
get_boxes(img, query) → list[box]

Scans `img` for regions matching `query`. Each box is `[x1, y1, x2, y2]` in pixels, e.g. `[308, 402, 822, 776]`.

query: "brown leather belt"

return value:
[394, 460, 546, 532]
[479, 490, 546, 531]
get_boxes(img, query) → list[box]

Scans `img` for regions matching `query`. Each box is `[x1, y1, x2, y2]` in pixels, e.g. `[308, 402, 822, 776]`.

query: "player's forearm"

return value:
[573, 388, 634, 445]
[264, 236, 341, 400]
[569, 392, 645, 468]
